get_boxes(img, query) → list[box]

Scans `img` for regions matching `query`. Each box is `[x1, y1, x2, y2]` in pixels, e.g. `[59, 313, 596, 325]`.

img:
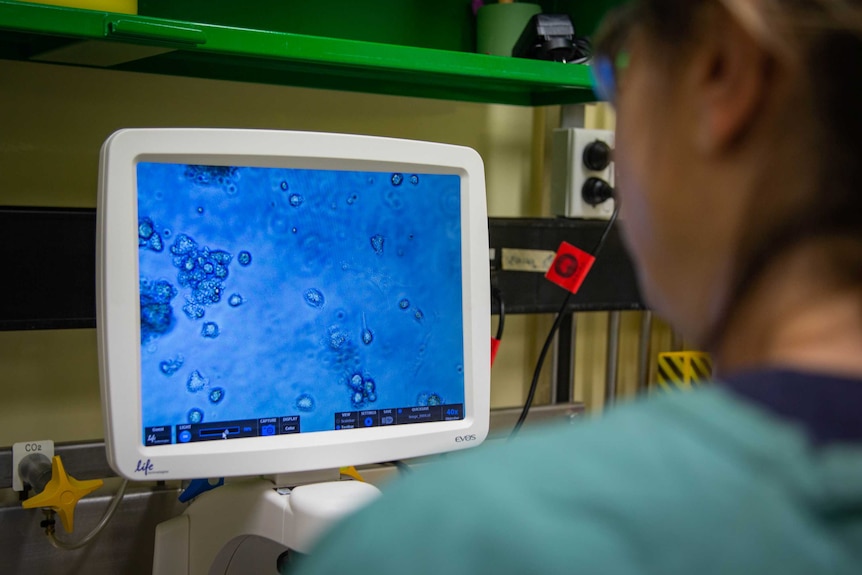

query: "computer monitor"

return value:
[97, 129, 490, 481]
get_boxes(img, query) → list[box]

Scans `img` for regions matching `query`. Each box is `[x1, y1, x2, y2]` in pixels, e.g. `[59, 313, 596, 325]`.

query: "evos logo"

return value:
[455, 434, 477, 443]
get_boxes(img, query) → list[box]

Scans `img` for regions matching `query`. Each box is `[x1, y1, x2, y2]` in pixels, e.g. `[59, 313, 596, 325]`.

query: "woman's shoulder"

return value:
[299, 387, 862, 575]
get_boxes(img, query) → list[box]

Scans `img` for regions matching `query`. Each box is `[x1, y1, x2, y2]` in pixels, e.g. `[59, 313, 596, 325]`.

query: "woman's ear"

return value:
[693, 3, 773, 153]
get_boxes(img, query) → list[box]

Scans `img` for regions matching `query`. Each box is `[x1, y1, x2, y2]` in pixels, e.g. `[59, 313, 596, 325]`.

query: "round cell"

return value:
[228, 293, 243, 307]
[414, 309, 424, 322]
[362, 329, 374, 345]
[237, 251, 252, 266]
[187, 408, 204, 424]
[280, 181, 289, 191]
[304, 288, 325, 308]
[409, 174, 419, 185]
[296, 393, 315, 412]
[292, 227, 298, 234]
[197, 206, 204, 214]
[370, 234, 385, 256]
[329, 329, 347, 349]
[350, 374, 363, 390]
[352, 392, 364, 405]
[201, 322, 220, 338]
[364, 379, 376, 393]
[208, 387, 225, 404]
[347, 193, 358, 205]
[390, 173, 404, 186]
[398, 299, 410, 310]
[289, 193, 304, 207]
[138, 218, 154, 240]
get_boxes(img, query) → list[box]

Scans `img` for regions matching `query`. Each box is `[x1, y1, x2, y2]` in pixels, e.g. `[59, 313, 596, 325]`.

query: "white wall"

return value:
[0, 59, 546, 444]
[0, 60, 672, 446]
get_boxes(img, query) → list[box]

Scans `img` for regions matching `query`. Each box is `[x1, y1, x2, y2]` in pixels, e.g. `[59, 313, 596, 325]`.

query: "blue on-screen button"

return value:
[179, 430, 192, 443]
[364, 417, 373, 427]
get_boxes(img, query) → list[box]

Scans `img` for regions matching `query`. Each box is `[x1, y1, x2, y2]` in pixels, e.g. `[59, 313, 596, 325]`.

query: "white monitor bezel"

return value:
[97, 128, 490, 481]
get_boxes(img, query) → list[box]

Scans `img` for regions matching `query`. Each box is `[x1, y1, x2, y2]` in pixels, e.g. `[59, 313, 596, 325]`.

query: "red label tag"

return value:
[545, 242, 596, 294]
[490, 338, 501, 367]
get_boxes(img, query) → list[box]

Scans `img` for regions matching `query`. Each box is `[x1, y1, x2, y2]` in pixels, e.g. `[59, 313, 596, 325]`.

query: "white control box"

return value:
[551, 128, 615, 219]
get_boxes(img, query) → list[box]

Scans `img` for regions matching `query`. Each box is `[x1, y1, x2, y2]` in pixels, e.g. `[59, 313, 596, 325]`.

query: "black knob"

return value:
[583, 140, 612, 171]
[582, 177, 614, 206]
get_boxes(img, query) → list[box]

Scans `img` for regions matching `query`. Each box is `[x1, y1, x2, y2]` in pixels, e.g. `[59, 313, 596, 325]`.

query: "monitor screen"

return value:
[98, 129, 489, 480]
[137, 163, 465, 447]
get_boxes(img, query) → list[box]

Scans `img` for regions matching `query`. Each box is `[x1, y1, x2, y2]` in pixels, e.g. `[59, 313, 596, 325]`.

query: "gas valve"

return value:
[20, 454, 103, 532]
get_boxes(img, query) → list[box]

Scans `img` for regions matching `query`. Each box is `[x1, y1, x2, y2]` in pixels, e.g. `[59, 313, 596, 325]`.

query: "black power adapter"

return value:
[512, 14, 591, 63]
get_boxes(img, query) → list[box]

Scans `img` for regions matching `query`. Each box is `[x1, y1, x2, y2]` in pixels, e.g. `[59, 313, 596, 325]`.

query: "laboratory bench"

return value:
[0, 403, 584, 574]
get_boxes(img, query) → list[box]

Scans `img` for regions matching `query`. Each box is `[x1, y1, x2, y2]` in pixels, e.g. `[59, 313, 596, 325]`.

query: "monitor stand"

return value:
[152, 470, 381, 575]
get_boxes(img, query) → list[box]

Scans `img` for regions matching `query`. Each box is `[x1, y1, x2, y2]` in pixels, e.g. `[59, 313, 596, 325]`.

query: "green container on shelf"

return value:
[476, 2, 541, 56]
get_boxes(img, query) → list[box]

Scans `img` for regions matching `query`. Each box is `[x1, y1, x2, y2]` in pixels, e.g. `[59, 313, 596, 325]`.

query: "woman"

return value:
[297, 1, 862, 573]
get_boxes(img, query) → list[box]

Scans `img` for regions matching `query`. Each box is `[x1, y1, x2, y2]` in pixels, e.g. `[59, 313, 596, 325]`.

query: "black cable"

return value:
[510, 198, 621, 438]
[509, 291, 575, 438]
[493, 287, 506, 341]
[591, 199, 621, 255]
[387, 460, 411, 476]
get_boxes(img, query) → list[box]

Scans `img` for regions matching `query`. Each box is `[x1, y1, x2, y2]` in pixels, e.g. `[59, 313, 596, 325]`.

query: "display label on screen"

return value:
[136, 163, 465, 446]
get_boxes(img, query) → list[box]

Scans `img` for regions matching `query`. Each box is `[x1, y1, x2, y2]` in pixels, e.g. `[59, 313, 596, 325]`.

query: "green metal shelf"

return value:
[0, 0, 600, 106]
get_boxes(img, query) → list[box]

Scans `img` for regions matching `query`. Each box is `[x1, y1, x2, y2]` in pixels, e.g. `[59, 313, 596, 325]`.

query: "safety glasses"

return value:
[590, 50, 631, 105]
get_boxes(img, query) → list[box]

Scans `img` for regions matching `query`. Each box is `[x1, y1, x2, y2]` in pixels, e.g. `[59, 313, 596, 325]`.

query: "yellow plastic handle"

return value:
[22, 456, 103, 533]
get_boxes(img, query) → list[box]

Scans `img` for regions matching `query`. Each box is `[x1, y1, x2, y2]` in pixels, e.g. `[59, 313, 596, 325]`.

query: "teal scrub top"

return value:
[295, 381, 862, 574]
